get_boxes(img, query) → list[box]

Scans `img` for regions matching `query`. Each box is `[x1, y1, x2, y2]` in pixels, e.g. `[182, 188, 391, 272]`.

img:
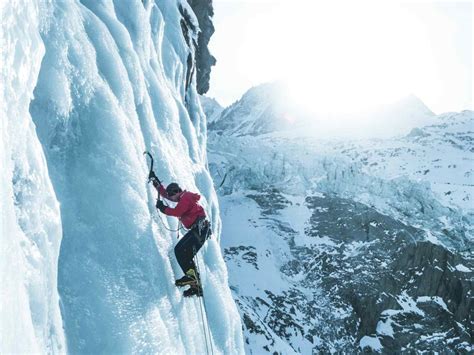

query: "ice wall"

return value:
[1, 1, 66, 353]
[2, 0, 243, 353]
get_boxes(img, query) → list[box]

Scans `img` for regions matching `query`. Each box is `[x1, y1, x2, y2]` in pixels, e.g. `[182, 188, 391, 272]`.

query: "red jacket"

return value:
[155, 182, 206, 229]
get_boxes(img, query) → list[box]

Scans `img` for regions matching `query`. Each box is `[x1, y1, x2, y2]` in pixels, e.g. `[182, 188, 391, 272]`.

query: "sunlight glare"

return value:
[261, 1, 432, 115]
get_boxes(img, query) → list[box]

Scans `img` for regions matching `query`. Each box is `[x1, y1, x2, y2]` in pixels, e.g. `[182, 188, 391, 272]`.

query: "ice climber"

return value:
[149, 171, 211, 297]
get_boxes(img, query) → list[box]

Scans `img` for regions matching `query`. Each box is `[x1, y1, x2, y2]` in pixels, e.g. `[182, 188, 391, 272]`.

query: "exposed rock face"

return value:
[177, 3, 198, 95]
[187, 0, 216, 94]
[221, 189, 473, 353]
[303, 195, 472, 350]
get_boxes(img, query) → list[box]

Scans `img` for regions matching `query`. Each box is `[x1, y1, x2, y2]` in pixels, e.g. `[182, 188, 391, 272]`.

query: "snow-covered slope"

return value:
[1, 0, 243, 353]
[208, 96, 473, 352]
[209, 82, 295, 136]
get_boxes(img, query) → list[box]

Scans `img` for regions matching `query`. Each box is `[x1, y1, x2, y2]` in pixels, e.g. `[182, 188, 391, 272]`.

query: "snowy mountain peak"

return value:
[209, 82, 438, 139]
[237, 81, 286, 102]
[199, 95, 224, 124]
[395, 93, 434, 114]
[208, 82, 289, 136]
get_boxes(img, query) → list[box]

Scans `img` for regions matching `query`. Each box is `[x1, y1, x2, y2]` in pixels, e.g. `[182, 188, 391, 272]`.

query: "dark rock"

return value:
[224, 245, 259, 269]
[177, 4, 197, 95]
[230, 189, 473, 353]
[187, 0, 216, 94]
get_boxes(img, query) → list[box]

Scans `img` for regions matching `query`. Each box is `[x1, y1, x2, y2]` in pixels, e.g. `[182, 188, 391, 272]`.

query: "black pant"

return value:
[174, 219, 210, 274]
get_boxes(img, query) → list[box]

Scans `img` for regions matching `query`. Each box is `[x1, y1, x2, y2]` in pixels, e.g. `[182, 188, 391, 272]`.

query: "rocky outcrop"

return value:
[187, 0, 216, 94]
[304, 193, 471, 352]
[223, 189, 473, 353]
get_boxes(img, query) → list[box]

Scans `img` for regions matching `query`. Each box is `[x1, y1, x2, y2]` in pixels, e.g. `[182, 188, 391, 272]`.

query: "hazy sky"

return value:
[207, 0, 472, 114]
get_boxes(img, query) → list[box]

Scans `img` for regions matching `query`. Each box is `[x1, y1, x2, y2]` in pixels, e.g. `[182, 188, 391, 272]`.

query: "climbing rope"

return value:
[145, 151, 213, 351]
[194, 248, 214, 355]
[156, 197, 185, 236]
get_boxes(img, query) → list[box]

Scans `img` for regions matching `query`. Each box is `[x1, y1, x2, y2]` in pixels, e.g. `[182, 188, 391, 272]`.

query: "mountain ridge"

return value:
[208, 97, 473, 353]
[206, 82, 438, 139]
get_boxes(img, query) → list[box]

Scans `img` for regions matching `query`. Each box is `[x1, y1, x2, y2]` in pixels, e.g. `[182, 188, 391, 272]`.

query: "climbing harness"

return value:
[193, 247, 214, 355]
[198, 219, 211, 240]
[190, 217, 211, 241]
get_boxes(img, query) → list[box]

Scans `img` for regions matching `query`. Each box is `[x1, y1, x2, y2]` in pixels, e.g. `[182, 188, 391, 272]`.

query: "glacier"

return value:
[205, 85, 473, 353]
[1, 0, 244, 353]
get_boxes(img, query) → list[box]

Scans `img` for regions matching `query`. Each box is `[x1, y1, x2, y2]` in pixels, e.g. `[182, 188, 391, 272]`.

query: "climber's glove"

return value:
[149, 171, 161, 185]
[156, 200, 167, 213]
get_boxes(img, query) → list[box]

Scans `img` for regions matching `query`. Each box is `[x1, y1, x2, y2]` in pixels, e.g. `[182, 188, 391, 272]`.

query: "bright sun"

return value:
[245, 1, 434, 115]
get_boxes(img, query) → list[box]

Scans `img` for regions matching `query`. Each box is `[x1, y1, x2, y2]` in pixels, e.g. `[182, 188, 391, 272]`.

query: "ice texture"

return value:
[1, 0, 66, 353]
[1, 0, 243, 353]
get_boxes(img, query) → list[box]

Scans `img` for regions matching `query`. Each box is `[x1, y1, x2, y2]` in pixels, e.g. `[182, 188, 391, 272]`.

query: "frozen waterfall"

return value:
[1, 0, 244, 353]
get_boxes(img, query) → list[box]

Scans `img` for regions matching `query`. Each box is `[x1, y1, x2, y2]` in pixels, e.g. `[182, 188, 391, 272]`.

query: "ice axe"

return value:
[143, 151, 159, 184]
[144, 151, 182, 236]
